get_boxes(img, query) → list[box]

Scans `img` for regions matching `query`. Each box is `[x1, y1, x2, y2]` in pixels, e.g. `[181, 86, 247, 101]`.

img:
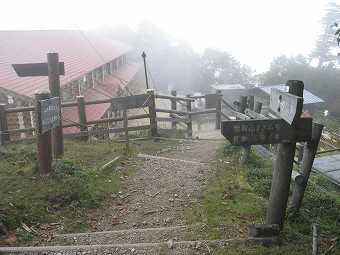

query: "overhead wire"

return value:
[53, 0, 141, 97]
[146, 60, 170, 110]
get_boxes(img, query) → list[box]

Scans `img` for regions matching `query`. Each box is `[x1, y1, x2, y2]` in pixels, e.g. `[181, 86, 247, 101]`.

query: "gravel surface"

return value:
[1, 136, 226, 255]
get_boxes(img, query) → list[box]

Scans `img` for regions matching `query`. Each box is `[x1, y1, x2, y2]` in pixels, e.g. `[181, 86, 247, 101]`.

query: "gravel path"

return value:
[1, 135, 226, 254]
[91, 139, 222, 233]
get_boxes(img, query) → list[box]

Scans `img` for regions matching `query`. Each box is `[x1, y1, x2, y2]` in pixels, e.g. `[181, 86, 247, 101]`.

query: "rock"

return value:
[195, 242, 202, 249]
[167, 239, 174, 249]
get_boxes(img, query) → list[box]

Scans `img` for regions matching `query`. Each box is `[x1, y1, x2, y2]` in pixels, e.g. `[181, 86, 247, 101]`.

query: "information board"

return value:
[221, 118, 312, 145]
[38, 97, 61, 133]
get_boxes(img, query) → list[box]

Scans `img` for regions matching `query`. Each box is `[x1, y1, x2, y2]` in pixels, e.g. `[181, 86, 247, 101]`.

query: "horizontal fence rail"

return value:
[1, 89, 339, 156]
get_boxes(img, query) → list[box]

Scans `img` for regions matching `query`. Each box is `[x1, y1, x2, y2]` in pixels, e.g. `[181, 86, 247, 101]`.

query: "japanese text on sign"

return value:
[38, 97, 61, 133]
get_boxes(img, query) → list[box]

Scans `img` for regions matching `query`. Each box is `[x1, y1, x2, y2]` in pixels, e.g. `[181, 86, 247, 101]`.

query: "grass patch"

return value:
[0, 137, 177, 243]
[186, 142, 340, 254]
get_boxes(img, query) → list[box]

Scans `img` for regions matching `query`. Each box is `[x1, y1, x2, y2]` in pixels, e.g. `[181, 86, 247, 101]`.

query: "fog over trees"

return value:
[102, 3, 340, 116]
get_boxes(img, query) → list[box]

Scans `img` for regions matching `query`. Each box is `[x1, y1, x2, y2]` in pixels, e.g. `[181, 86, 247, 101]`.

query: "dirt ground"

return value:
[1, 129, 227, 254]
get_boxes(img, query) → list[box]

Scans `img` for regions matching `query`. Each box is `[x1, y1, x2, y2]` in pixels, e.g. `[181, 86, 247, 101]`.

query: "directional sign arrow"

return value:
[270, 88, 303, 126]
[12, 62, 65, 77]
[221, 118, 312, 146]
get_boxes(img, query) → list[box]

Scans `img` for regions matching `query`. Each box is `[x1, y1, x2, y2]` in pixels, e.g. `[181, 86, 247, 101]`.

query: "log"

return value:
[99, 156, 121, 171]
[312, 224, 318, 255]
[290, 123, 324, 211]
[249, 224, 280, 237]
[291, 171, 304, 185]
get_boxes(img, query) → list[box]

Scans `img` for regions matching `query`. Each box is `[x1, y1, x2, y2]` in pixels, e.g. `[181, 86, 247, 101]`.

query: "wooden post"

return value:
[290, 123, 324, 211]
[312, 224, 318, 255]
[147, 89, 157, 137]
[248, 95, 255, 111]
[76, 96, 88, 141]
[238, 95, 248, 114]
[297, 143, 304, 163]
[254, 101, 262, 114]
[240, 96, 258, 165]
[0, 104, 10, 145]
[215, 90, 222, 129]
[47, 52, 64, 157]
[186, 94, 192, 137]
[266, 80, 304, 230]
[171, 90, 177, 129]
[123, 107, 129, 150]
[35, 90, 52, 174]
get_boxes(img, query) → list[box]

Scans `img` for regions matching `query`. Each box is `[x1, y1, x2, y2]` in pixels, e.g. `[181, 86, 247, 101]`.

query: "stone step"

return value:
[52, 225, 199, 246]
[0, 236, 279, 254]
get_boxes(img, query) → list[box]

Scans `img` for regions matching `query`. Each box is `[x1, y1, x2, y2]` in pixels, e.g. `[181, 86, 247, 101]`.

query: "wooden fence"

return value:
[0, 89, 230, 145]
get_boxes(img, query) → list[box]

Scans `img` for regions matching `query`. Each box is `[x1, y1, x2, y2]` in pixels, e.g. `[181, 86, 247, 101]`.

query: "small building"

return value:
[0, 30, 143, 137]
[211, 84, 248, 109]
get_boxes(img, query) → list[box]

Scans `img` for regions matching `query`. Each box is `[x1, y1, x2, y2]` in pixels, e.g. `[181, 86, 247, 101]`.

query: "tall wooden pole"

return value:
[47, 52, 64, 157]
[290, 122, 324, 210]
[35, 90, 52, 174]
[266, 80, 304, 230]
[142, 52, 149, 90]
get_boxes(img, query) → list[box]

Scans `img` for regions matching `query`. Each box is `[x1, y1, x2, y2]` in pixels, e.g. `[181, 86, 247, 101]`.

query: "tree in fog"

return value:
[104, 21, 199, 92]
[257, 55, 312, 85]
[194, 48, 254, 93]
[310, 2, 340, 67]
[257, 54, 340, 116]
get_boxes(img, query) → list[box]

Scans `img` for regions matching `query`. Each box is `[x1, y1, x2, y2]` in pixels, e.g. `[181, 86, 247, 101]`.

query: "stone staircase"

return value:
[0, 224, 277, 254]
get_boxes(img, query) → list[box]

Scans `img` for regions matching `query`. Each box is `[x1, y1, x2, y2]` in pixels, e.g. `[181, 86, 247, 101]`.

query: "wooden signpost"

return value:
[270, 88, 303, 125]
[221, 80, 312, 230]
[222, 118, 312, 145]
[12, 52, 64, 157]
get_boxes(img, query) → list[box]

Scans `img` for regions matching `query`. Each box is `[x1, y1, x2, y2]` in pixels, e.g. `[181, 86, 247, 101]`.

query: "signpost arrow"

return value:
[12, 62, 65, 77]
[221, 117, 312, 146]
[270, 88, 303, 126]
[12, 52, 65, 157]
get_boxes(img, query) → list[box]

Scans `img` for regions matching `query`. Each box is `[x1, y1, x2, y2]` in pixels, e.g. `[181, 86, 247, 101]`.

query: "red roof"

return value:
[0, 30, 134, 98]
[62, 61, 141, 134]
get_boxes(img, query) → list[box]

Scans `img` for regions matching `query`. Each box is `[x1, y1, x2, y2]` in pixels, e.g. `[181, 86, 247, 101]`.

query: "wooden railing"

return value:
[0, 89, 233, 145]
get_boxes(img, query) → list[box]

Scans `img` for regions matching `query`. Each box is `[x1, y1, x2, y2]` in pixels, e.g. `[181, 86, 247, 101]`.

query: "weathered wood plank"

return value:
[111, 94, 153, 111]
[244, 108, 267, 119]
[249, 224, 280, 237]
[270, 88, 303, 126]
[221, 118, 312, 145]
[12, 62, 65, 77]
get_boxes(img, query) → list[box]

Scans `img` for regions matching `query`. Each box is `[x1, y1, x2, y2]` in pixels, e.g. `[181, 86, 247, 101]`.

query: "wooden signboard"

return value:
[38, 97, 61, 133]
[270, 88, 303, 126]
[111, 93, 154, 112]
[221, 118, 312, 145]
[12, 62, 65, 77]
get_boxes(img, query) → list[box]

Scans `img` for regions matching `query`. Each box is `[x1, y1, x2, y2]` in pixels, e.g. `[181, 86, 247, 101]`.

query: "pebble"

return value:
[167, 239, 174, 249]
